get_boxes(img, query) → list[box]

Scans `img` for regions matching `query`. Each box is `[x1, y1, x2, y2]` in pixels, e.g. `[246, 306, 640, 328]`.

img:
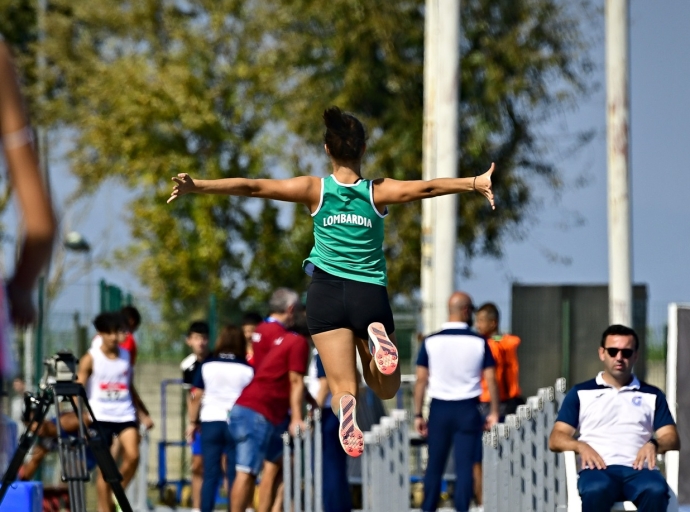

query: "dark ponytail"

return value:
[323, 106, 367, 162]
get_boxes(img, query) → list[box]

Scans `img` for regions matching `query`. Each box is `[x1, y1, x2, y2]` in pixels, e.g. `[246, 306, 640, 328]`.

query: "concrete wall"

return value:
[133, 362, 187, 485]
[511, 284, 647, 396]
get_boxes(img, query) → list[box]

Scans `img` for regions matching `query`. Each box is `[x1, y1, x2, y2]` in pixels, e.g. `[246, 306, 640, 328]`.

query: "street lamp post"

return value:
[64, 231, 92, 325]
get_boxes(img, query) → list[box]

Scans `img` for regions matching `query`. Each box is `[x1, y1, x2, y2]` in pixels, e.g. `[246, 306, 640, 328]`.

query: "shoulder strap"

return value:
[310, 177, 326, 217]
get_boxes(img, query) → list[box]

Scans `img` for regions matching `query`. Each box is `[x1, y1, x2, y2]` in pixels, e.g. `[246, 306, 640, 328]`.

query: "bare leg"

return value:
[354, 332, 401, 400]
[473, 462, 483, 505]
[258, 459, 282, 512]
[271, 482, 284, 512]
[191, 454, 203, 510]
[117, 427, 141, 488]
[21, 444, 49, 480]
[96, 469, 114, 512]
[230, 471, 256, 512]
[311, 329, 358, 417]
[110, 436, 122, 468]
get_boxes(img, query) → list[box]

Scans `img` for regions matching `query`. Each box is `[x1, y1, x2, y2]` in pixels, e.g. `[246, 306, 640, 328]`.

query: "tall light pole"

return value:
[606, 0, 632, 327]
[421, 0, 460, 334]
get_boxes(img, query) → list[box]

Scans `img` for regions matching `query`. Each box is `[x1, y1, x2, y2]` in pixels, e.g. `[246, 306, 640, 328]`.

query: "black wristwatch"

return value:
[414, 413, 423, 419]
[648, 438, 659, 450]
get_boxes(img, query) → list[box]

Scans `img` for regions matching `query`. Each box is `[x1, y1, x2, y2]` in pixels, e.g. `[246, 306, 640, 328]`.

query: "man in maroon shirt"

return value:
[229, 288, 310, 512]
[250, 288, 302, 370]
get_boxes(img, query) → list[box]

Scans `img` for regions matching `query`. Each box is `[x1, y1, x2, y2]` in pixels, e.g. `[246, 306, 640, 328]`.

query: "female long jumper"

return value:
[168, 107, 495, 457]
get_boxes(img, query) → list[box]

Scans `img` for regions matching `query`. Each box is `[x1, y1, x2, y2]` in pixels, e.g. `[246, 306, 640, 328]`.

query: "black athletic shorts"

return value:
[93, 421, 138, 447]
[306, 266, 395, 340]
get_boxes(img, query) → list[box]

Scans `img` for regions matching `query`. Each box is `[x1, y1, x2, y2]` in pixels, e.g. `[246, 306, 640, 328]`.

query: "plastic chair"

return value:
[564, 450, 680, 512]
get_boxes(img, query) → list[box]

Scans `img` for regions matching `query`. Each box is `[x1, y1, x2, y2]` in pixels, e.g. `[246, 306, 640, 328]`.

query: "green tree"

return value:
[261, 0, 595, 292]
[27, 0, 594, 329]
[0, 0, 36, 51]
[35, 1, 281, 331]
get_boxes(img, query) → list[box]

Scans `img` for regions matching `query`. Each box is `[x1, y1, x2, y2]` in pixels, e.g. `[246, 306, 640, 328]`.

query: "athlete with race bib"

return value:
[77, 312, 150, 512]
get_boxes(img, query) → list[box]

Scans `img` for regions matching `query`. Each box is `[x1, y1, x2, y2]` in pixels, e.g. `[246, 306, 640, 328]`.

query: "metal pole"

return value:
[606, 0, 632, 327]
[294, 426, 302, 512]
[304, 420, 313, 512]
[362, 433, 372, 512]
[282, 432, 291, 512]
[314, 409, 323, 512]
[85, 252, 92, 323]
[208, 294, 217, 348]
[23, 327, 33, 391]
[100, 279, 107, 313]
[34, 277, 45, 389]
[421, 0, 439, 335]
[422, 0, 460, 334]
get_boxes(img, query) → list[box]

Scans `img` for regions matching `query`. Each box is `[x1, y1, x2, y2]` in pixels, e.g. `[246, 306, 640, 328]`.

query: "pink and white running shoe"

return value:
[338, 394, 363, 457]
[367, 322, 398, 375]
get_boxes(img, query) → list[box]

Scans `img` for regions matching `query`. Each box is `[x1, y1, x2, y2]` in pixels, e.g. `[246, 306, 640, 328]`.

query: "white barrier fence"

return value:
[282, 408, 409, 512]
[283, 391, 568, 512]
[482, 379, 568, 512]
[360, 410, 410, 512]
[283, 378, 679, 512]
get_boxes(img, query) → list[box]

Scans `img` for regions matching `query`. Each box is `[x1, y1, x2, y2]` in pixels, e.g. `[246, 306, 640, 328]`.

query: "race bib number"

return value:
[97, 382, 130, 402]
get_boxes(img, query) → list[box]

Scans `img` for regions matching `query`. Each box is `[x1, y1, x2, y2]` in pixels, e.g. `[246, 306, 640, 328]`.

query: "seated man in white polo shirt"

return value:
[549, 324, 680, 512]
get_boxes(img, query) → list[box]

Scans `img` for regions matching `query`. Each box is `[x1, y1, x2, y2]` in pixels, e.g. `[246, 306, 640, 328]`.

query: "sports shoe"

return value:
[367, 322, 398, 375]
[112, 492, 123, 512]
[338, 394, 363, 457]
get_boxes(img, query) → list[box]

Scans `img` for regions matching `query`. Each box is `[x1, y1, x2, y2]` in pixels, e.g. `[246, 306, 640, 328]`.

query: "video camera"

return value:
[21, 352, 79, 422]
[40, 351, 78, 387]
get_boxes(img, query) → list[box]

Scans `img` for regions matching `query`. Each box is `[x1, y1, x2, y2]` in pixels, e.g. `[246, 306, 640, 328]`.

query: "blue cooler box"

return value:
[0, 481, 43, 512]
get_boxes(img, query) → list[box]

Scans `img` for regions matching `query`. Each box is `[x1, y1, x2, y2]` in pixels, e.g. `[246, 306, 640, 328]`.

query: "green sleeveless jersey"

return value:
[304, 175, 388, 286]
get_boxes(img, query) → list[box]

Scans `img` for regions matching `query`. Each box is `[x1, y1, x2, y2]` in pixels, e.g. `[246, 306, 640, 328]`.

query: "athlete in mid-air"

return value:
[168, 106, 495, 456]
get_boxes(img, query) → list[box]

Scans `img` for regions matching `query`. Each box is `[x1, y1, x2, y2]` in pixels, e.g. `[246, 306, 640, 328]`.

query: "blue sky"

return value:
[459, 0, 690, 332]
[10, 0, 688, 335]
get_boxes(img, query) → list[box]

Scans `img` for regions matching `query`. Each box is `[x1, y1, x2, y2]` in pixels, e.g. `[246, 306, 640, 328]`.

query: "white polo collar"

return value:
[595, 371, 641, 391]
[441, 322, 469, 329]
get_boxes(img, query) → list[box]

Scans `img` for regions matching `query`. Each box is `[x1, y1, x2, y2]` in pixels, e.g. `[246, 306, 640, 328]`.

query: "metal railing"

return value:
[361, 409, 410, 512]
[282, 408, 411, 512]
[283, 380, 572, 512]
[282, 409, 323, 512]
[482, 378, 568, 512]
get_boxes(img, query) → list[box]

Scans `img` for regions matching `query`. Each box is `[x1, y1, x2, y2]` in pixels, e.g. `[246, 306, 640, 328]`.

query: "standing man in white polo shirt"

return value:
[414, 291, 500, 512]
[549, 324, 680, 512]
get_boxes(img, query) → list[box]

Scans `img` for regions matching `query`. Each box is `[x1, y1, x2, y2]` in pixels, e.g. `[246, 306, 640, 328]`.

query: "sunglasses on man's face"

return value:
[604, 347, 634, 359]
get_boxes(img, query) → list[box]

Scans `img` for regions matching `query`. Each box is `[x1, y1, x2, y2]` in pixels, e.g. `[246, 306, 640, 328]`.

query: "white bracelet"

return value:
[1, 125, 34, 150]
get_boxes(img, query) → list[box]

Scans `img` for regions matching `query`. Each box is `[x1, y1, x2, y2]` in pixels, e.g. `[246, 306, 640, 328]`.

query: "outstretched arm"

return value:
[0, 42, 56, 326]
[373, 163, 495, 210]
[168, 173, 321, 210]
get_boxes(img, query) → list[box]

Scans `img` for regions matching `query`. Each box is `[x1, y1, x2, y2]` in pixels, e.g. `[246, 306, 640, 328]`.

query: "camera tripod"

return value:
[0, 354, 133, 512]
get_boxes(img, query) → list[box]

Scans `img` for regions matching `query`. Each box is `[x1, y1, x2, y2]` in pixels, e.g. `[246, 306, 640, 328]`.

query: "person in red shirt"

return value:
[241, 311, 263, 367]
[228, 288, 310, 512]
[119, 305, 141, 366]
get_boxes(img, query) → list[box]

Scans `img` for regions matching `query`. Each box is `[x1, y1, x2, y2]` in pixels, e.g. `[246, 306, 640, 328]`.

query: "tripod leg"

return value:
[88, 433, 134, 512]
[0, 391, 53, 506]
[74, 391, 134, 512]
